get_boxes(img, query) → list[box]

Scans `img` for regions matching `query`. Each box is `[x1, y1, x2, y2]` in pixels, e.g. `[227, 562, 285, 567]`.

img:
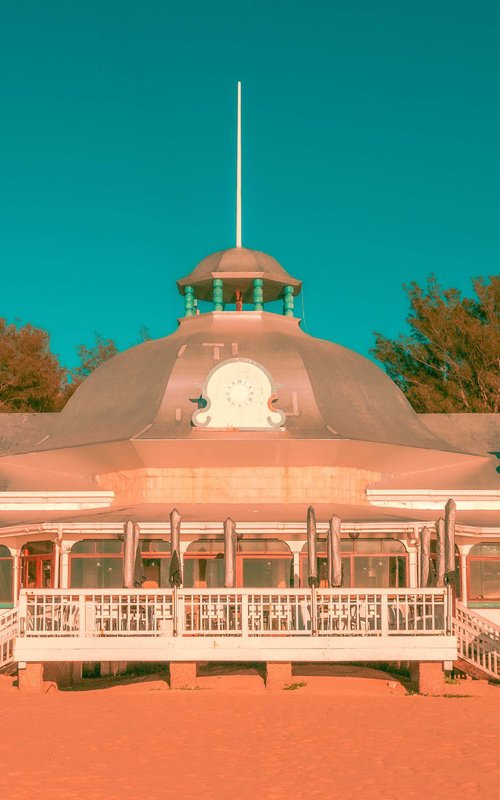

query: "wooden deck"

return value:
[14, 587, 457, 664]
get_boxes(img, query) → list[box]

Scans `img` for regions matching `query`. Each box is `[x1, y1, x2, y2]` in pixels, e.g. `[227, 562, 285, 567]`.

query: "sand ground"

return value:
[0, 667, 498, 800]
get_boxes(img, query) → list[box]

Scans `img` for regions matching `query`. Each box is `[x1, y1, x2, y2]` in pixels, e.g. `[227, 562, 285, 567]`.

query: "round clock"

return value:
[225, 378, 254, 407]
[192, 358, 285, 430]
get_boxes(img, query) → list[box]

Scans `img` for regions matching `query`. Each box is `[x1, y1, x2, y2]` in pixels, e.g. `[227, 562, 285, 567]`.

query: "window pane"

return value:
[242, 558, 292, 588]
[41, 559, 52, 588]
[238, 540, 291, 554]
[185, 540, 224, 555]
[184, 557, 224, 588]
[70, 557, 123, 588]
[0, 560, 13, 603]
[381, 540, 406, 554]
[141, 540, 170, 553]
[353, 556, 405, 588]
[23, 540, 53, 555]
[470, 560, 500, 600]
[470, 543, 500, 557]
[315, 557, 351, 587]
[142, 557, 171, 588]
[0, 546, 10, 558]
[72, 540, 122, 554]
[313, 539, 405, 555]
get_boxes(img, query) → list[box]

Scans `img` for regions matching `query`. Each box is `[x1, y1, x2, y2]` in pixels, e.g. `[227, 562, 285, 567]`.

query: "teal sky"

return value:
[1, 1, 499, 368]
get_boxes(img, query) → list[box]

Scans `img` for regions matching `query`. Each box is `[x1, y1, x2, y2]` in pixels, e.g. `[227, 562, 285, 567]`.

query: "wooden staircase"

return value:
[453, 602, 499, 681]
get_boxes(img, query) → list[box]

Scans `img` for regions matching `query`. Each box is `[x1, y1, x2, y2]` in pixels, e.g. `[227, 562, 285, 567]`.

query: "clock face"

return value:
[192, 358, 285, 430]
[225, 377, 254, 407]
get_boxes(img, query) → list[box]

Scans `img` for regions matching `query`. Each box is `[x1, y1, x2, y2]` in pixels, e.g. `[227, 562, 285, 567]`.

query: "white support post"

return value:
[60, 549, 70, 589]
[241, 593, 249, 636]
[176, 591, 184, 635]
[311, 586, 317, 636]
[79, 596, 91, 635]
[460, 552, 467, 602]
[13, 553, 20, 605]
[380, 593, 389, 636]
[408, 548, 418, 588]
[18, 591, 27, 634]
[446, 586, 452, 635]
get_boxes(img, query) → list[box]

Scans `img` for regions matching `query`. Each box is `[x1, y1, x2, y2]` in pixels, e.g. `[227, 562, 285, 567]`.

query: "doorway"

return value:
[20, 541, 54, 589]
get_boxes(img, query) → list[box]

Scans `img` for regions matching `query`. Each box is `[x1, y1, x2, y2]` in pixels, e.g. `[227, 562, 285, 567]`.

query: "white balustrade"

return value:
[18, 587, 450, 640]
[453, 602, 499, 679]
[0, 608, 19, 668]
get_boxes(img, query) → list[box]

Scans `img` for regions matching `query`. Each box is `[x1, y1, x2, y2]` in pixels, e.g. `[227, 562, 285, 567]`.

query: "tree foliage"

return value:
[0, 319, 66, 412]
[65, 333, 119, 399]
[372, 275, 500, 413]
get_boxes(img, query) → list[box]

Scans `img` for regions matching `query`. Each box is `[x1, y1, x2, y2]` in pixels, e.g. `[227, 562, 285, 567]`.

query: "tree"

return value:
[65, 333, 118, 399]
[0, 319, 66, 412]
[371, 275, 500, 413]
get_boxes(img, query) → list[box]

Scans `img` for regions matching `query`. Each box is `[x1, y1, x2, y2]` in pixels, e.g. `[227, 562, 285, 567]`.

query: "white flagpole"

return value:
[236, 81, 242, 248]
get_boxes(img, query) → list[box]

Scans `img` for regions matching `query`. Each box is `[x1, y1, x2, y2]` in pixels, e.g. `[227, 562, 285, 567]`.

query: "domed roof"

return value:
[177, 247, 301, 302]
[39, 312, 451, 452]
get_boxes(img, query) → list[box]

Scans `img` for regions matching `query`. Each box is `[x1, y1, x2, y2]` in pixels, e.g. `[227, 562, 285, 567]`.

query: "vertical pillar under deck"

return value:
[265, 662, 292, 690]
[169, 661, 197, 689]
[410, 661, 447, 695]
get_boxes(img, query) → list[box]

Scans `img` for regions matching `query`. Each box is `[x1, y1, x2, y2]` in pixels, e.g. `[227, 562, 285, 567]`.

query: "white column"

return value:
[286, 542, 303, 588]
[12, 551, 20, 604]
[408, 548, 418, 588]
[60, 547, 70, 589]
[460, 552, 467, 603]
[53, 528, 63, 589]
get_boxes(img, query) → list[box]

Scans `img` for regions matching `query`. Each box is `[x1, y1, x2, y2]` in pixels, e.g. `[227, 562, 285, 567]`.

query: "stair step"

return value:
[455, 658, 496, 681]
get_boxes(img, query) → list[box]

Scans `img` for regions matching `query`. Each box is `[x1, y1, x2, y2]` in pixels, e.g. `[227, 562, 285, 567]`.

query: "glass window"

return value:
[352, 556, 406, 588]
[428, 542, 461, 595]
[140, 540, 170, 553]
[185, 540, 224, 555]
[184, 556, 225, 588]
[470, 543, 500, 557]
[22, 540, 54, 555]
[304, 540, 407, 588]
[140, 541, 171, 588]
[237, 539, 291, 554]
[71, 558, 123, 589]
[243, 559, 293, 588]
[70, 540, 124, 588]
[72, 540, 122, 554]
[314, 538, 405, 555]
[469, 543, 500, 600]
[0, 557, 13, 604]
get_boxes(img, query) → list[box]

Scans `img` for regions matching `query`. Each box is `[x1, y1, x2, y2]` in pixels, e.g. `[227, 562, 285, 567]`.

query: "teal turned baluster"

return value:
[184, 286, 195, 316]
[283, 285, 294, 316]
[213, 278, 224, 311]
[253, 278, 264, 311]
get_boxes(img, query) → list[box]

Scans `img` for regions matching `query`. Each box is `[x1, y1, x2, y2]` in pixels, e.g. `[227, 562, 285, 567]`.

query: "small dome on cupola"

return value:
[177, 246, 301, 307]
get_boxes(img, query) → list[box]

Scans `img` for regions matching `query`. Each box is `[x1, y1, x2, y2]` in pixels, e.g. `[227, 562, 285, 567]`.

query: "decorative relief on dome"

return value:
[192, 358, 285, 430]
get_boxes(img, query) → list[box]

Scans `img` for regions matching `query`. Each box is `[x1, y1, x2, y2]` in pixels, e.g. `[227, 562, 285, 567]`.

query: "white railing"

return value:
[0, 608, 19, 668]
[453, 602, 499, 679]
[20, 591, 174, 638]
[19, 587, 450, 639]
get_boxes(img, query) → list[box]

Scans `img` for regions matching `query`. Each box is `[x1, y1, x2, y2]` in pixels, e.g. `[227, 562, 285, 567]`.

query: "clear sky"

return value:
[1, 1, 499, 368]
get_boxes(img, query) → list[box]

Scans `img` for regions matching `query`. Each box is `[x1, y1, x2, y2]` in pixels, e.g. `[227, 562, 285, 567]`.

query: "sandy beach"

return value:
[0, 667, 498, 800]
